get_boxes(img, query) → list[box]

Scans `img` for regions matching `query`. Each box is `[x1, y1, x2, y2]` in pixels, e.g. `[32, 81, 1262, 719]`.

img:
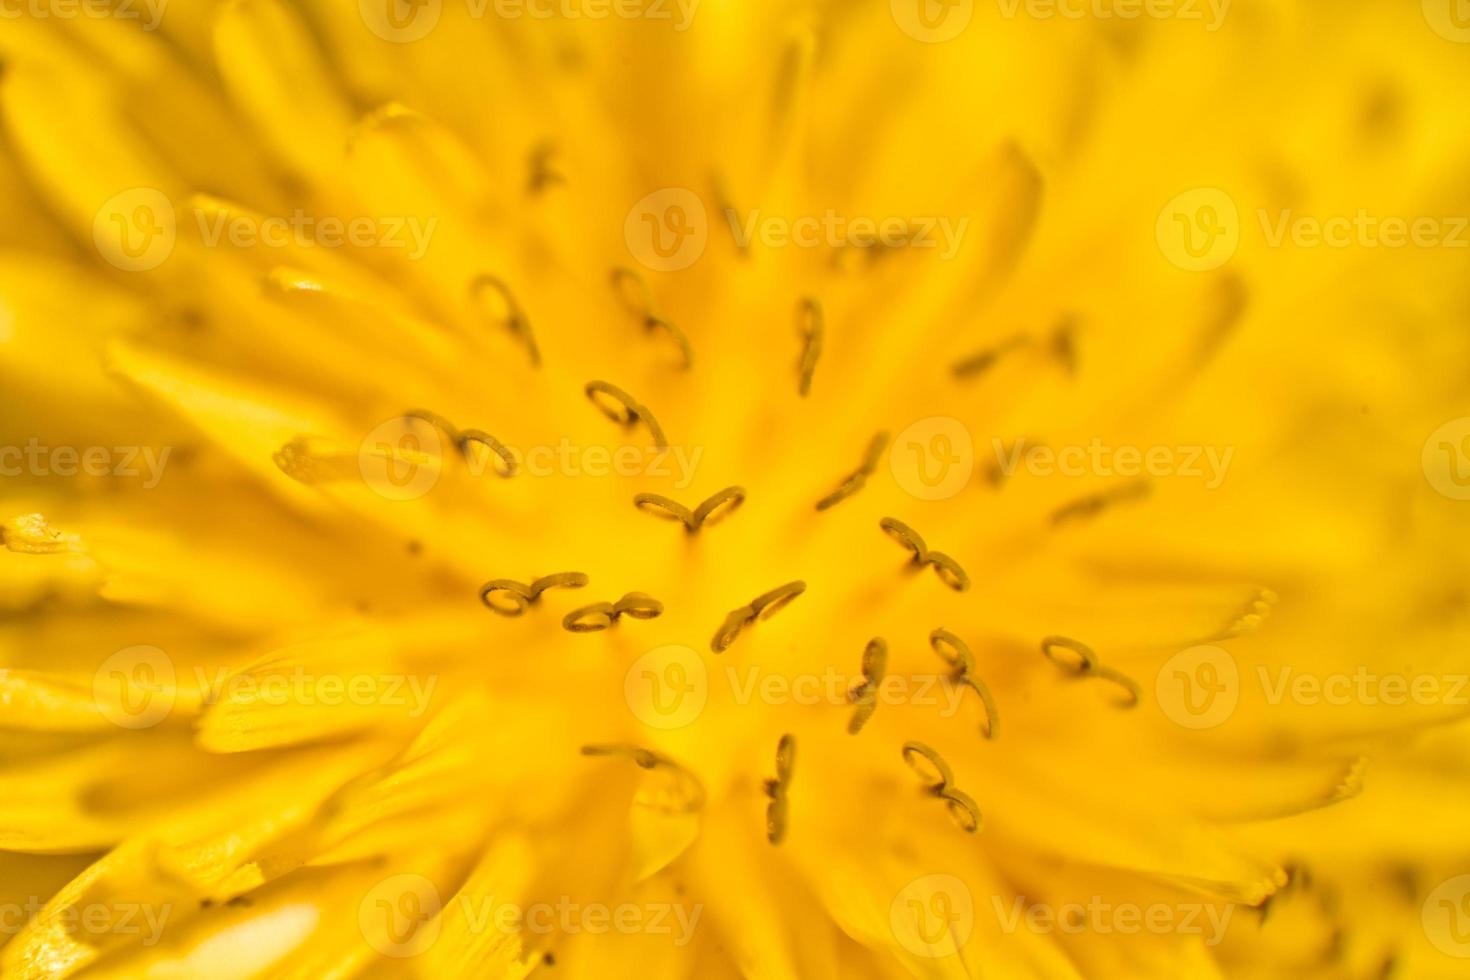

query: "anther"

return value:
[1040, 636, 1097, 673]
[900, 742, 981, 833]
[751, 581, 806, 620]
[952, 335, 1028, 380]
[634, 493, 695, 526]
[479, 579, 534, 616]
[691, 486, 746, 528]
[879, 517, 928, 562]
[1090, 665, 1141, 709]
[926, 551, 971, 592]
[584, 380, 669, 449]
[816, 432, 889, 511]
[457, 429, 517, 477]
[766, 734, 795, 844]
[610, 268, 691, 369]
[848, 638, 887, 734]
[1050, 481, 1150, 526]
[527, 572, 589, 599]
[613, 592, 664, 620]
[796, 297, 823, 397]
[563, 602, 617, 633]
[711, 582, 806, 653]
[469, 275, 540, 368]
[563, 592, 663, 632]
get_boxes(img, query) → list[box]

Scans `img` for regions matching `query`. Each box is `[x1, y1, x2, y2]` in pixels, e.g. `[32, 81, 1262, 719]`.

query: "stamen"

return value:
[584, 380, 669, 449]
[711, 582, 806, 652]
[563, 602, 617, 633]
[564, 593, 663, 632]
[796, 297, 823, 397]
[766, 733, 795, 844]
[469, 275, 540, 368]
[1090, 665, 1141, 709]
[478, 579, 534, 616]
[1050, 481, 1150, 526]
[750, 581, 806, 620]
[901, 741, 954, 789]
[848, 638, 887, 734]
[930, 628, 974, 673]
[645, 316, 694, 370]
[926, 551, 971, 592]
[961, 676, 1000, 739]
[634, 493, 695, 526]
[1040, 635, 1097, 673]
[457, 429, 517, 477]
[610, 267, 692, 369]
[613, 592, 664, 620]
[634, 487, 746, 532]
[481, 573, 587, 615]
[900, 742, 981, 832]
[690, 486, 746, 528]
[584, 380, 641, 426]
[931, 630, 997, 737]
[403, 408, 460, 443]
[879, 517, 928, 562]
[952, 335, 1028, 380]
[712, 606, 756, 653]
[881, 519, 969, 590]
[526, 572, 589, 599]
[941, 788, 983, 833]
[815, 432, 889, 511]
[527, 141, 565, 194]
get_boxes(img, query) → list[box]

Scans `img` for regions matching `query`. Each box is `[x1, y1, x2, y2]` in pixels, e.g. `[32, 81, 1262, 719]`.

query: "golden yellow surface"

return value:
[2, 1, 1470, 976]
